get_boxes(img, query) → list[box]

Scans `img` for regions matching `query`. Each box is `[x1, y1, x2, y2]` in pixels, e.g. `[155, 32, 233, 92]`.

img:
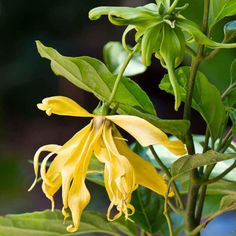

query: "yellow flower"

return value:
[29, 96, 186, 232]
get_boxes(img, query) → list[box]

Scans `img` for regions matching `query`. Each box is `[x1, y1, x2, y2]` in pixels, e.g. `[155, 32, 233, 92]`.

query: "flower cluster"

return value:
[29, 96, 186, 232]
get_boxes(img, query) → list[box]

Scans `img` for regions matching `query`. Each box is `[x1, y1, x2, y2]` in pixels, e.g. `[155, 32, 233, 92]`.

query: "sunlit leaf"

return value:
[36, 41, 156, 116]
[209, 0, 236, 30]
[171, 150, 236, 178]
[0, 210, 123, 236]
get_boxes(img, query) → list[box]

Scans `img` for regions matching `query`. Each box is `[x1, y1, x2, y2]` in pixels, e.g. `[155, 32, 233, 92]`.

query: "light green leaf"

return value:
[171, 150, 236, 178]
[160, 66, 226, 142]
[209, 0, 236, 30]
[131, 187, 165, 234]
[0, 210, 121, 236]
[220, 194, 236, 209]
[103, 41, 146, 76]
[89, 4, 160, 28]
[224, 21, 236, 41]
[36, 41, 156, 115]
[177, 18, 236, 49]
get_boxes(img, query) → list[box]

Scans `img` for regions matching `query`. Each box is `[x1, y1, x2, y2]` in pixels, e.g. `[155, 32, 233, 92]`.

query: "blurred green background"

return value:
[0, 1, 235, 233]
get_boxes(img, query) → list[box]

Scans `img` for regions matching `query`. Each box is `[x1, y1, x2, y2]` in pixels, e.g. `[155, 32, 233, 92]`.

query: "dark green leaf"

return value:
[36, 41, 156, 115]
[0, 210, 121, 236]
[224, 88, 236, 107]
[171, 150, 236, 178]
[209, 0, 236, 30]
[202, 195, 223, 217]
[103, 41, 146, 76]
[111, 217, 137, 236]
[160, 66, 226, 142]
[224, 21, 236, 41]
[131, 187, 165, 234]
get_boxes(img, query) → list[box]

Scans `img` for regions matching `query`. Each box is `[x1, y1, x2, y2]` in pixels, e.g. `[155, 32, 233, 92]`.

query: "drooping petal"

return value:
[114, 136, 173, 197]
[107, 115, 186, 155]
[95, 121, 136, 221]
[67, 117, 104, 232]
[37, 96, 94, 117]
[28, 144, 61, 191]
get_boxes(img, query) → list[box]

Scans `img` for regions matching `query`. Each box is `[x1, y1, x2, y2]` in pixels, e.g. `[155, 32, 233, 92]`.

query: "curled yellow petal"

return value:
[66, 118, 103, 232]
[28, 144, 61, 191]
[107, 115, 186, 155]
[37, 96, 94, 117]
[114, 136, 171, 197]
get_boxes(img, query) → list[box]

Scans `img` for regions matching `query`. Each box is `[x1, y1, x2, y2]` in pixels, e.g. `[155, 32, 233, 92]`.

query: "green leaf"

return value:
[171, 150, 236, 178]
[119, 104, 190, 141]
[220, 194, 236, 209]
[131, 187, 165, 234]
[224, 21, 236, 41]
[103, 41, 146, 76]
[36, 41, 156, 116]
[160, 66, 226, 142]
[202, 195, 223, 217]
[177, 18, 236, 49]
[209, 0, 236, 30]
[0, 210, 121, 236]
[86, 154, 104, 186]
[89, 4, 160, 29]
[110, 217, 137, 236]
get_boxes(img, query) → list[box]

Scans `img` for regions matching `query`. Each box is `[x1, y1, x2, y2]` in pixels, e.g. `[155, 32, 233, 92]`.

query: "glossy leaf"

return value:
[36, 41, 156, 116]
[131, 187, 165, 234]
[160, 66, 226, 142]
[171, 150, 236, 178]
[0, 210, 122, 236]
[224, 21, 236, 41]
[209, 0, 236, 30]
[103, 41, 146, 76]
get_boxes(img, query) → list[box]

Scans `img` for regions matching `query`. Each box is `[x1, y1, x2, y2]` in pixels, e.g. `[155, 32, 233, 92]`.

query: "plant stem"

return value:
[184, 0, 210, 234]
[167, 0, 180, 13]
[221, 82, 236, 100]
[149, 146, 184, 210]
[203, 161, 236, 185]
[106, 45, 138, 108]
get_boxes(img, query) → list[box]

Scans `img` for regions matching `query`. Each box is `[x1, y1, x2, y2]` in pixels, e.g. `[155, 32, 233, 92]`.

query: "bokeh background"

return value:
[0, 0, 235, 235]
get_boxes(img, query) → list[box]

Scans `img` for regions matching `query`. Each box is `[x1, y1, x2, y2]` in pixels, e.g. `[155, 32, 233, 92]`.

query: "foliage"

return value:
[2, 0, 236, 236]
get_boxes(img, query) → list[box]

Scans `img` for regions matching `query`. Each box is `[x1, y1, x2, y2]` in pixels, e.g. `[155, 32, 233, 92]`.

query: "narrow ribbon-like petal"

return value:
[37, 96, 94, 117]
[107, 115, 186, 155]
[28, 144, 61, 191]
[95, 121, 136, 221]
[114, 136, 173, 197]
[67, 117, 104, 233]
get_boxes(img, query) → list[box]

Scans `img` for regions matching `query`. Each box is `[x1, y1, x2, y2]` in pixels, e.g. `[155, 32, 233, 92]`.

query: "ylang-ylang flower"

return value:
[29, 96, 186, 232]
